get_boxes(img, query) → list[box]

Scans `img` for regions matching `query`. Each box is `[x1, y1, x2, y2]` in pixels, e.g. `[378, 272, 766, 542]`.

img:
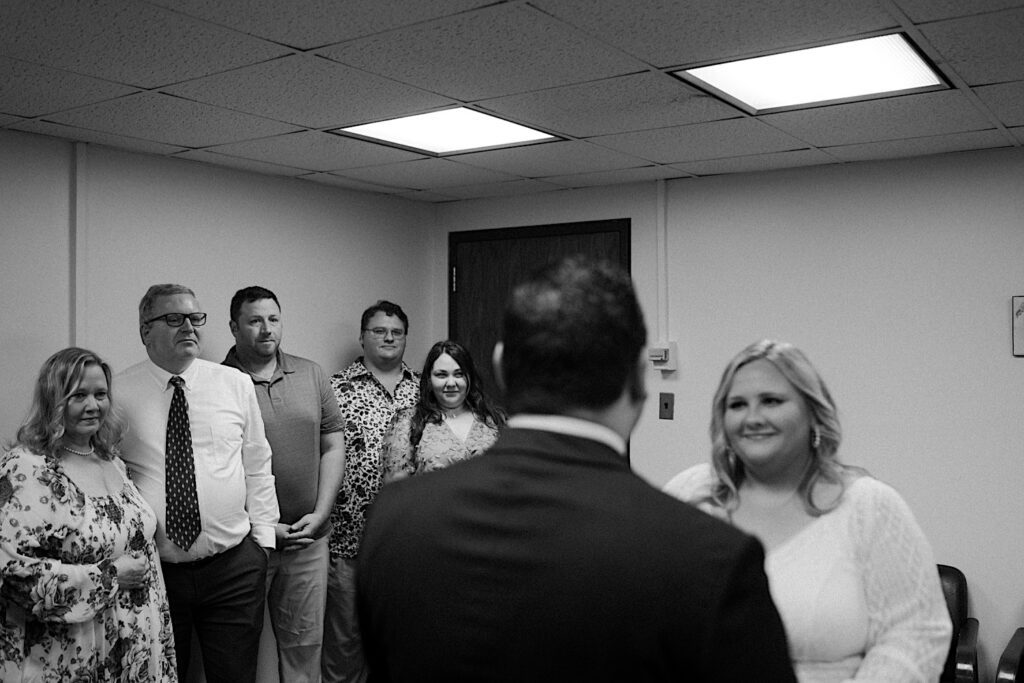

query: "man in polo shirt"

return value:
[223, 285, 346, 683]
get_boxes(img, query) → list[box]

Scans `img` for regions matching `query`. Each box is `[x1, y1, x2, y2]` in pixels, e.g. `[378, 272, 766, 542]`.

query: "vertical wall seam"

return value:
[655, 179, 668, 343]
[69, 144, 78, 346]
[70, 142, 87, 347]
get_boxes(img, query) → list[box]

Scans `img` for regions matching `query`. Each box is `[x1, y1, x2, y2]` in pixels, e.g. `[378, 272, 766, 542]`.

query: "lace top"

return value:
[382, 407, 499, 479]
[664, 464, 951, 683]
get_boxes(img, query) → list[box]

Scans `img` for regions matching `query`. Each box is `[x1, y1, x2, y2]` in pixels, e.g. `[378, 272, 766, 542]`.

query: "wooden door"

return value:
[448, 218, 630, 405]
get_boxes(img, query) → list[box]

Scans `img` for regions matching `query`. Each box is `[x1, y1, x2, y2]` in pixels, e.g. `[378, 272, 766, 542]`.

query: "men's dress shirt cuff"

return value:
[250, 524, 277, 549]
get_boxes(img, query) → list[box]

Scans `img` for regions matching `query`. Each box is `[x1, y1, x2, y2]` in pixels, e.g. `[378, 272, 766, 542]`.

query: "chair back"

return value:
[996, 628, 1024, 682]
[938, 564, 967, 683]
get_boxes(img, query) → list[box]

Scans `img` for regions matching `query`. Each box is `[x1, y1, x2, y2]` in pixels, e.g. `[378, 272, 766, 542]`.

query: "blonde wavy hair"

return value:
[708, 340, 855, 516]
[14, 347, 125, 461]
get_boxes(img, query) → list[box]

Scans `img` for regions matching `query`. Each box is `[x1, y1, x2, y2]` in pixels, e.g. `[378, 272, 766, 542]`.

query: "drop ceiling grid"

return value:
[202, 130, 426, 172]
[0, 0, 1019, 201]
[0, 0, 292, 88]
[160, 55, 456, 129]
[315, 2, 650, 101]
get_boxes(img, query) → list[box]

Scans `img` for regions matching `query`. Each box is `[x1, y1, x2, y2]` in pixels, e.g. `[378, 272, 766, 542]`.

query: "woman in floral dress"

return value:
[383, 340, 505, 482]
[0, 347, 177, 682]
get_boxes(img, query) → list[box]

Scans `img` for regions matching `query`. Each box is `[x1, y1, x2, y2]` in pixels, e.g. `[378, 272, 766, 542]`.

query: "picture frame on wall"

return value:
[1014, 296, 1024, 357]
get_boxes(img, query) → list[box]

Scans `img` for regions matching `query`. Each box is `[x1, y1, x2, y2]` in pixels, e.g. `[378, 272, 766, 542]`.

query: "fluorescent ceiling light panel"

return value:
[341, 108, 555, 154]
[678, 34, 942, 112]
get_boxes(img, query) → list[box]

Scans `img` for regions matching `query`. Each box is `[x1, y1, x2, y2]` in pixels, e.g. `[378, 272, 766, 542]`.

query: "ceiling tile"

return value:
[478, 72, 739, 138]
[437, 179, 566, 200]
[541, 165, 692, 188]
[892, 0, 1024, 22]
[10, 120, 188, 155]
[0, 57, 138, 117]
[532, 0, 897, 67]
[45, 92, 300, 147]
[672, 149, 839, 175]
[149, 0, 492, 50]
[335, 158, 519, 190]
[592, 118, 805, 164]
[760, 90, 993, 147]
[207, 131, 425, 171]
[453, 140, 648, 176]
[921, 8, 1024, 84]
[822, 129, 1013, 161]
[173, 149, 309, 176]
[164, 55, 453, 128]
[975, 81, 1024, 127]
[0, 0, 289, 88]
[300, 173, 407, 194]
[1, 0, 1017, 200]
[317, 3, 645, 100]
[391, 189, 462, 203]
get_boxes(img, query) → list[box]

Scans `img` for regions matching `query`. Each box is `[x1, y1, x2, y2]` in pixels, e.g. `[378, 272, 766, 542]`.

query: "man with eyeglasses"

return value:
[117, 283, 279, 683]
[324, 300, 419, 683]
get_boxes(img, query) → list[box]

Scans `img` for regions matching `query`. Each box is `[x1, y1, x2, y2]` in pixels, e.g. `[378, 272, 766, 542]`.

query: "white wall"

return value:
[437, 147, 1024, 679]
[74, 144, 438, 376]
[0, 132, 73, 439]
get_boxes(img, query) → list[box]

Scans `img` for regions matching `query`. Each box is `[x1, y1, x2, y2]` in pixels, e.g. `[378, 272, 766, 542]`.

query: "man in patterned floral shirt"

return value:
[323, 300, 419, 683]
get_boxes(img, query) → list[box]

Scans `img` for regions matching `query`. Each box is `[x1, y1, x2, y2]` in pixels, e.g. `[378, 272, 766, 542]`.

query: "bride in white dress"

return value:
[664, 339, 951, 683]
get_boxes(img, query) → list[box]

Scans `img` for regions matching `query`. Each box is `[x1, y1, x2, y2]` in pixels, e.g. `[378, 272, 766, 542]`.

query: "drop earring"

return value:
[811, 425, 822, 450]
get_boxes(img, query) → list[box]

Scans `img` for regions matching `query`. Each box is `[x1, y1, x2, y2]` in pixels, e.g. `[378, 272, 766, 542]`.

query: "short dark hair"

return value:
[230, 286, 280, 324]
[360, 300, 409, 334]
[500, 256, 646, 414]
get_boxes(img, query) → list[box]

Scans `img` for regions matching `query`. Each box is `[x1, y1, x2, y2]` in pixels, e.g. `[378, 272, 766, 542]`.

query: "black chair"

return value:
[937, 564, 979, 683]
[996, 628, 1024, 682]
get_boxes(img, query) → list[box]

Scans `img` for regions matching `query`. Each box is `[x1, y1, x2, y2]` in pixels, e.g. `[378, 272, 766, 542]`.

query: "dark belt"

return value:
[161, 538, 244, 569]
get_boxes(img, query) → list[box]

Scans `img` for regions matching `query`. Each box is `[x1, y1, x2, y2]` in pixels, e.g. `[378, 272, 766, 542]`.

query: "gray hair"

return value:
[138, 284, 196, 325]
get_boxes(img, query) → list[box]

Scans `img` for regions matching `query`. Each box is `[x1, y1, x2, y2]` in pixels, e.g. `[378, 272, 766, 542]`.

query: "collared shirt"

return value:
[506, 414, 627, 456]
[223, 347, 345, 525]
[116, 357, 279, 562]
[328, 357, 419, 559]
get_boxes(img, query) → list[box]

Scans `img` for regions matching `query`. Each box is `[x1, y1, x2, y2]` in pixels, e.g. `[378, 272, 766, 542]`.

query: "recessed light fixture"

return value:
[673, 34, 944, 114]
[336, 107, 556, 155]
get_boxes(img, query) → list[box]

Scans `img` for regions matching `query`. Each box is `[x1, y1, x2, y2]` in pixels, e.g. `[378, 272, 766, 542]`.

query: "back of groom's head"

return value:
[499, 255, 646, 415]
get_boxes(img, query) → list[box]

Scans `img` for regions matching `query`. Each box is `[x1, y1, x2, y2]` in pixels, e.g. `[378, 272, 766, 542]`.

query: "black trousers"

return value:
[161, 537, 269, 683]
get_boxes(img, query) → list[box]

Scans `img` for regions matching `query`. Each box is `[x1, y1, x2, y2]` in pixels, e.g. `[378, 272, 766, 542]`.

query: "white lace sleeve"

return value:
[663, 463, 730, 522]
[848, 478, 952, 682]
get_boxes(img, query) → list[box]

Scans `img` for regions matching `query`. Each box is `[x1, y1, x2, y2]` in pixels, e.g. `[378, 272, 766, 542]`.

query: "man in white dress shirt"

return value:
[116, 283, 279, 683]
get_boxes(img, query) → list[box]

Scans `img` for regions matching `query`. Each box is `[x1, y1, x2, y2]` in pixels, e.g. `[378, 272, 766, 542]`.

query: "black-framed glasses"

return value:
[363, 327, 406, 339]
[145, 312, 208, 327]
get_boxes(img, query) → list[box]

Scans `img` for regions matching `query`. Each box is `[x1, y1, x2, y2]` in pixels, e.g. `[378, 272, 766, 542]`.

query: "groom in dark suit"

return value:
[356, 256, 795, 682]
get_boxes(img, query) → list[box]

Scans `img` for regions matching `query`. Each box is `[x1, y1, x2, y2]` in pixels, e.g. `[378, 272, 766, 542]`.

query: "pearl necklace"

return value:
[61, 444, 95, 456]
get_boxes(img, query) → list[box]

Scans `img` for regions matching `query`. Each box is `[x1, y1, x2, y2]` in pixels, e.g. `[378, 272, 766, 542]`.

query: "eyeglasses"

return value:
[144, 312, 208, 327]
[363, 327, 406, 339]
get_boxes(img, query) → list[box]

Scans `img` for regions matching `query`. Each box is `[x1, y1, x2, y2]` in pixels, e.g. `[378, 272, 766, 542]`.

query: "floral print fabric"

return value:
[328, 358, 419, 560]
[0, 446, 176, 682]
[382, 408, 499, 479]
